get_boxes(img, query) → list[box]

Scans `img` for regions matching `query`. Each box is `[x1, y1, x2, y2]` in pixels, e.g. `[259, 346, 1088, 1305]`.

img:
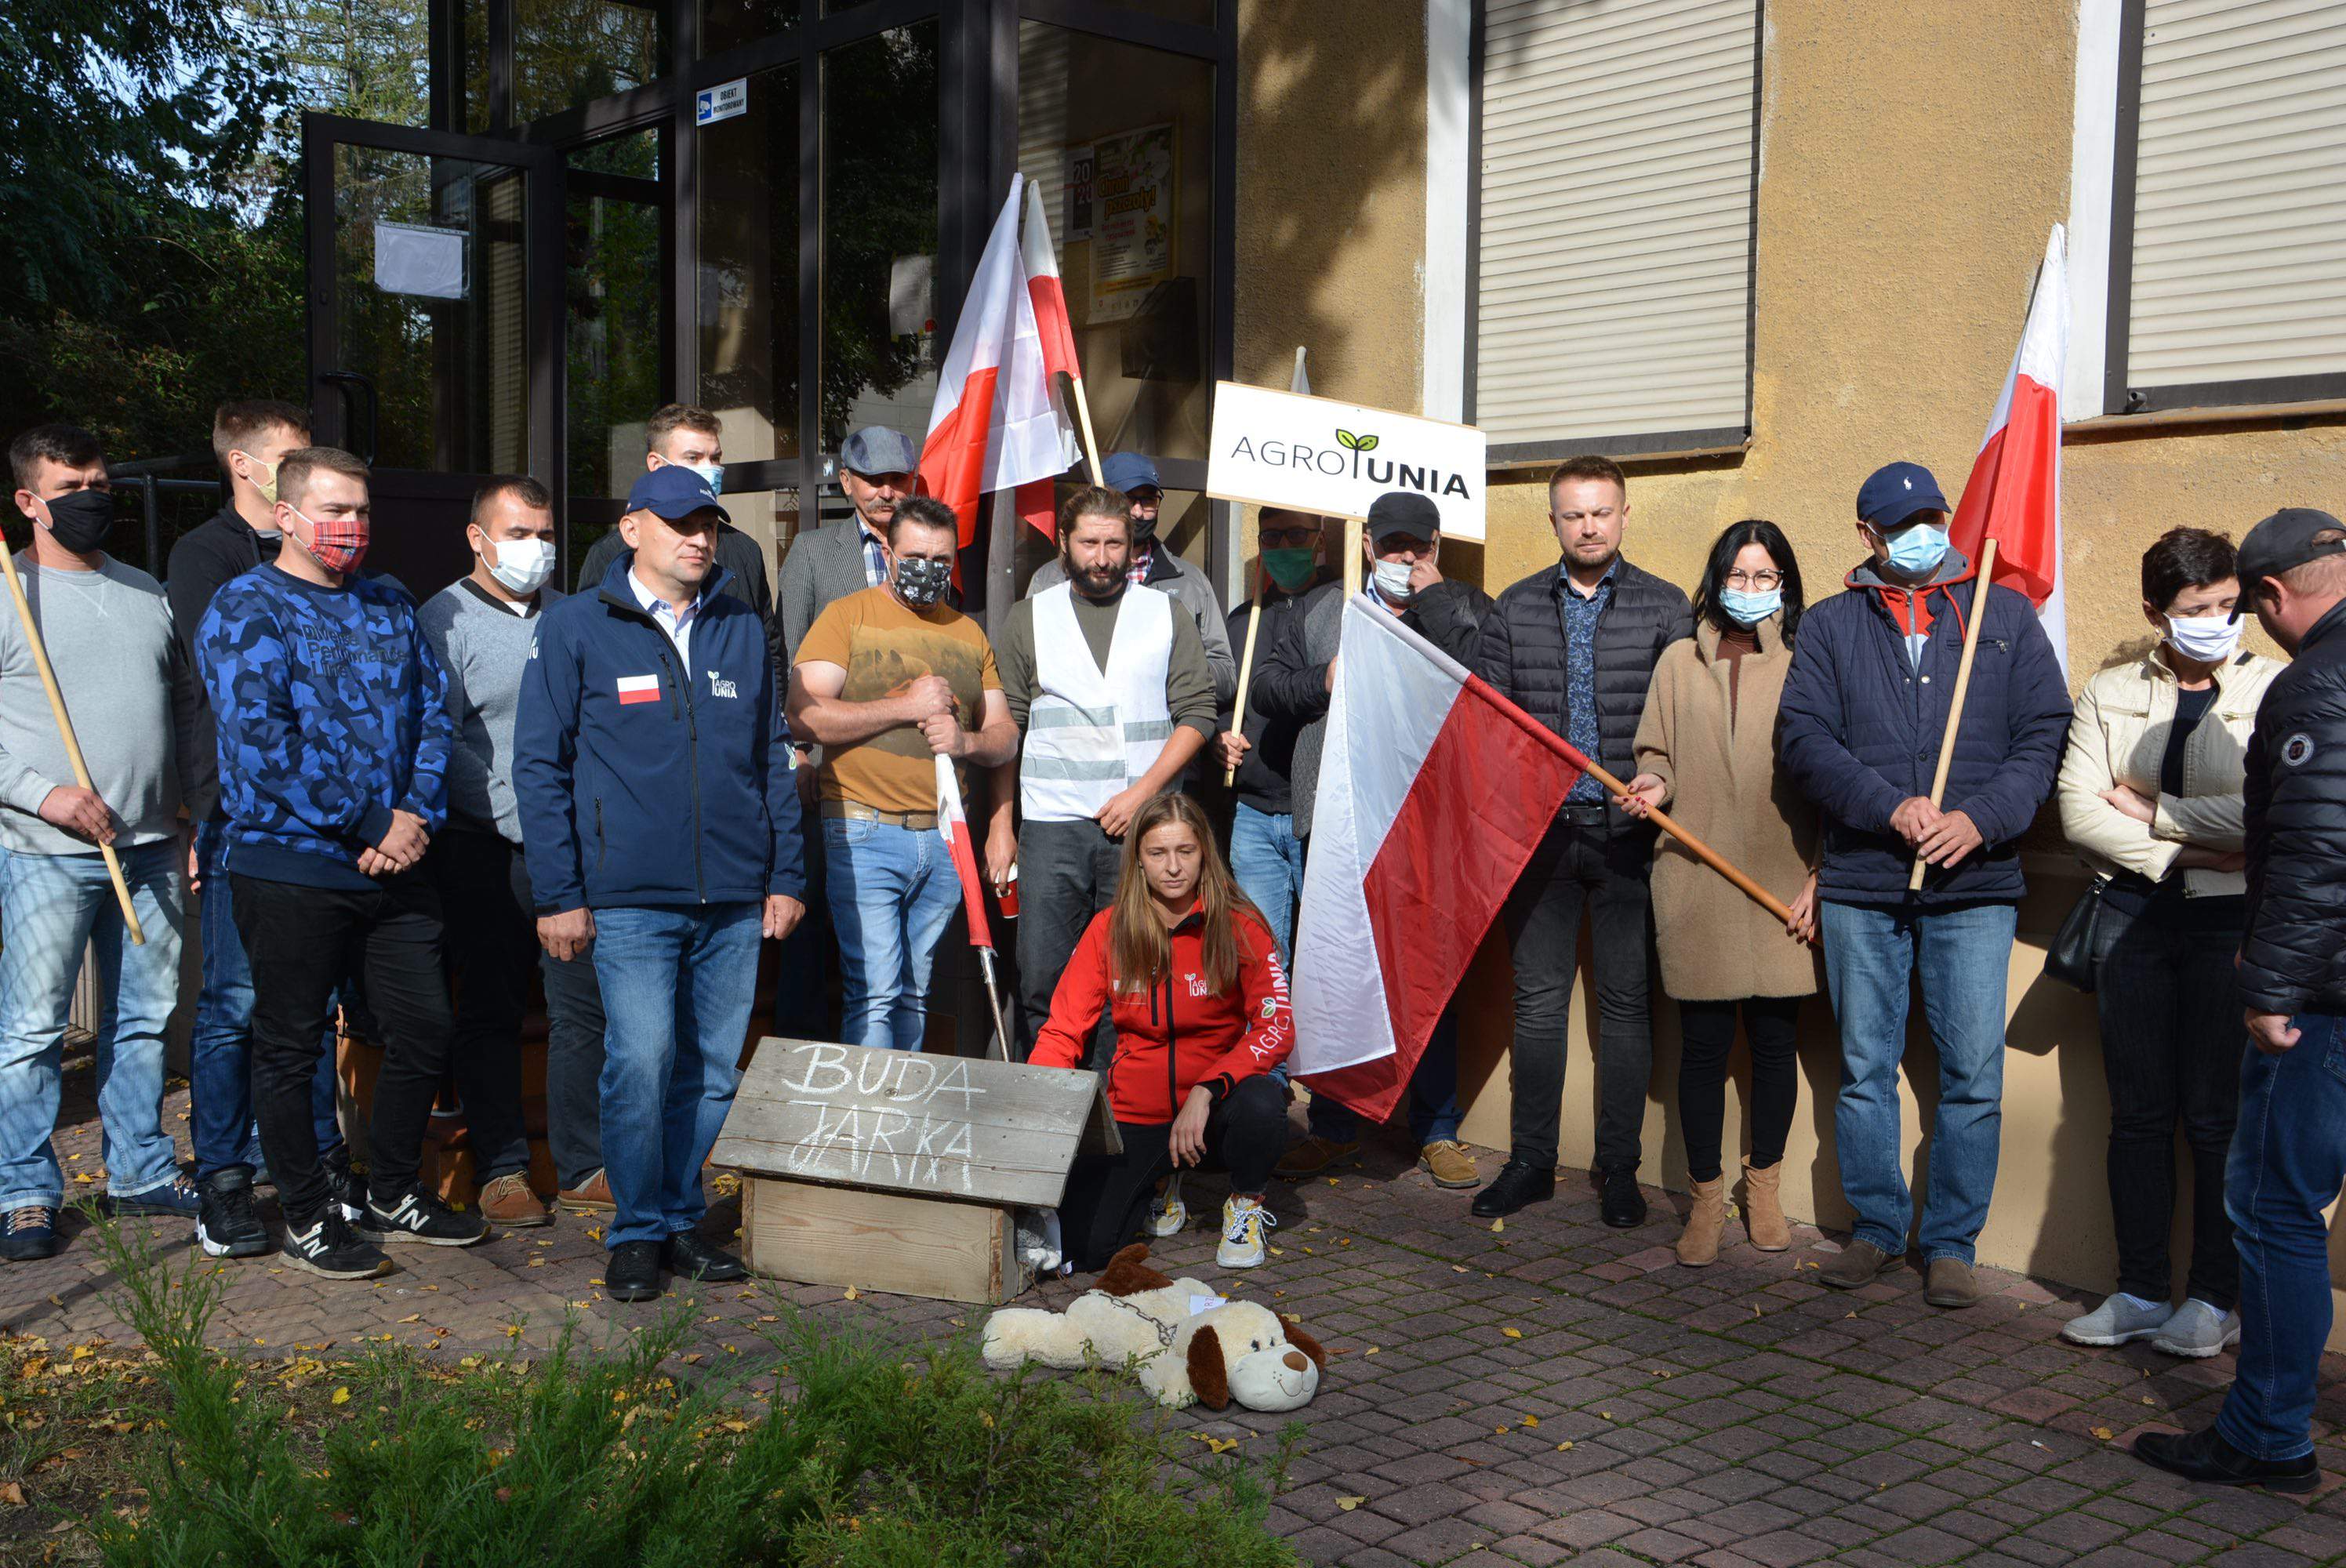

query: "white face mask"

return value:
[1372, 557, 1417, 603]
[486, 535, 557, 597]
[2166, 612, 2243, 666]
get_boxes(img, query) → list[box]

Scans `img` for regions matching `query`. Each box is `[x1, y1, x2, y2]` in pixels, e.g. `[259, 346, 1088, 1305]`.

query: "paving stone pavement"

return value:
[13, 1073, 2346, 1566]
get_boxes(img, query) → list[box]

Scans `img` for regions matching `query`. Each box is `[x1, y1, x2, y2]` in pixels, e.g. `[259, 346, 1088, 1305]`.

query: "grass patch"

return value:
[1, 1220, 1301, 1566]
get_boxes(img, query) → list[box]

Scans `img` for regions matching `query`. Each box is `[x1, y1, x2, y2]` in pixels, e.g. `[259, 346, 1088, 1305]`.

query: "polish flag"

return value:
[1290, 597, 1589, 1121]
[1948, 224, 2071, 673]
[616, 674, 660, 706]
[934, 754, 994, 953]
[918, 174, 1081, 548]
[1021, 178, 1080, 384]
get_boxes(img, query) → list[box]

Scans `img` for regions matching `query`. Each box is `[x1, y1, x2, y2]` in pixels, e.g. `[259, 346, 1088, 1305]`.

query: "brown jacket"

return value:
[1632, 614, 1820, 1002]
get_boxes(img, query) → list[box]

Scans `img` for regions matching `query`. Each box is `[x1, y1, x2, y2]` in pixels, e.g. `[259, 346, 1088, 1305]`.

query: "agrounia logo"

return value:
[1225, 426, 1473, 499]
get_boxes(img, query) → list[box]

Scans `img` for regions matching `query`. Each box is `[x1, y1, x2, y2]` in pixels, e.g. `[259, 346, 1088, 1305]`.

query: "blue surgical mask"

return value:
[1718, 586, 1781, 626]
[688, 461, 724, 493]
[1879, 521, 1949, 578]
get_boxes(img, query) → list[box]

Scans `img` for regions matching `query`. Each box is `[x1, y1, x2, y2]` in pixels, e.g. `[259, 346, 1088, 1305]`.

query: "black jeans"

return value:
[1059, 1073, 1287, 1272]
[231, 872, 456, 1221]
[1501, 818, 1656, 1171]
[1675, 996, 1802, 1183]
[2093, 901, 2242, 1309]
[427, 830, 608, 1189]
[1015, 817, 1124, 1064]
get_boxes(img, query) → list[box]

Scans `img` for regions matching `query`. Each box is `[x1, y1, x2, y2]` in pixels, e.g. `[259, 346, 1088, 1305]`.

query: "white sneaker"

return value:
[2061, 1292, 2174, 1347]
[2152, 1298, 2241, 1359]
[1147, 1174, 1188, 1237]
[1216, 1194, 1275, 1269]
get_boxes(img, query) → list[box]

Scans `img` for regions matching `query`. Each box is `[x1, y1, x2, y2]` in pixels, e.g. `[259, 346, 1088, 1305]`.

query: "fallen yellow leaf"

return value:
[843, 1286, 860, 1301]
[1523, 1415, 1539, 1428]
[0, 1479, 24, 1505]
[2090, 1425, 2115, 1440]
[397, 1315, 422, 1325]
[1336, 1496, 1367, 1511]
[1491, 1217, 1505, 1234]
[1502, 1327, 1523, 1340]
[331, 1388, 350, 1406]
[1364, 1346, 1380, 1356]
[1556, 1440, 1574, 1451]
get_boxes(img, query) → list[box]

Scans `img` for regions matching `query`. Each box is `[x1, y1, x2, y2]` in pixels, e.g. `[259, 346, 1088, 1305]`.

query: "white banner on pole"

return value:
[1205, 383, 1488, 540]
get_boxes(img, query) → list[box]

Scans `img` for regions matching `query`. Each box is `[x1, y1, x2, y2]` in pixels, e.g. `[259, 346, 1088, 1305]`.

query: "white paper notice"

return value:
[1186, 1293, 1228, 1316]
[374, 221, 467, 301]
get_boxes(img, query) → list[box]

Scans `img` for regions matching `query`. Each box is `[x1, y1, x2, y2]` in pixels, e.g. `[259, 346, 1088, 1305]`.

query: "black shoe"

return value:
[1471, 1160, 1556, 1218]
[665, 1232, 750, 1283]
[321, 1152, 366, 1224]
[0, 1206, 58, 1262]
[2134, 1425, 2319, 1494]
[366, 1189, 490, 1247]
[196, 1171, 271, 1259]
[607, 1240, 664, 1301]
[1599, 1166, 1648, 1229]
[281, 1208, 392, 1280]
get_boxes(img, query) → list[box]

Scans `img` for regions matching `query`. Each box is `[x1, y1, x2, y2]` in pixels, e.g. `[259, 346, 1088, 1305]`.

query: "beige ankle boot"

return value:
[1676, 1177, 1726, 1266]
[1744, 1162, 1791, 1251]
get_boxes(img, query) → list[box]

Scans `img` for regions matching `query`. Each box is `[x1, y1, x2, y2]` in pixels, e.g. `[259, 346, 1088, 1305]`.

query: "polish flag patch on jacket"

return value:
[616, 674, 660, 705]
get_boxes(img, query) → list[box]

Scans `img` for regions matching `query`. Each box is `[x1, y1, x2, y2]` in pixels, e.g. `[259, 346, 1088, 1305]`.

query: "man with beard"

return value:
[1025, 452, 1234, 704]
[990, 486, 1218, 1057]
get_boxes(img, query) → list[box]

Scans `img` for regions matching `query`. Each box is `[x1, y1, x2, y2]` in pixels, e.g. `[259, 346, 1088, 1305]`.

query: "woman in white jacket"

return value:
[2056, 528, 2282, 1359]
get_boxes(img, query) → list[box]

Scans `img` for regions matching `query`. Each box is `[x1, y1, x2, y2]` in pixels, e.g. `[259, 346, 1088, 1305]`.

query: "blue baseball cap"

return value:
[1855, 462, 1950, 531]
[626, 465, 730, 523]
[839, 425, 918, 477]
[1103, 451, 1160, 494]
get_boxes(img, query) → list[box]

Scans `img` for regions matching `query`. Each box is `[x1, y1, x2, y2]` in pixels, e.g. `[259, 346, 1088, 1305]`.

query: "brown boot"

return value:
[1675, 1177, 1726, 1267]
[1743, 1162, 1791, 1251]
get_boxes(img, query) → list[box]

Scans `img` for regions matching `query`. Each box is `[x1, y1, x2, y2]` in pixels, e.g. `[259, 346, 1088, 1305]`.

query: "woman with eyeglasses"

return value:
[1616, 521, 1820, 1266]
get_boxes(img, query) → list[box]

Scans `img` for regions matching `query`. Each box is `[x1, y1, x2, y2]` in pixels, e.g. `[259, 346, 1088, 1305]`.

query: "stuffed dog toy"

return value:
[981, 1243, 1326, 1411]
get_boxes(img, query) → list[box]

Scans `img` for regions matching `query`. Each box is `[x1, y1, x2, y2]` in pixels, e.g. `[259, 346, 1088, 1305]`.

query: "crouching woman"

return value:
[1033, 793, 1293, 1273]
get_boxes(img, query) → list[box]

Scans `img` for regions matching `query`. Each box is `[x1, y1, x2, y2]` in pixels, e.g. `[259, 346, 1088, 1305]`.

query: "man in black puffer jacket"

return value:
[1471, 456, 1692, 1223]
[2137, 508, 2346, 1497]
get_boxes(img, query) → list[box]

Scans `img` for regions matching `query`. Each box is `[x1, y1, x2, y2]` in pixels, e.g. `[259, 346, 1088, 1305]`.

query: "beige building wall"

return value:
[1230, 0, 2346, 1334]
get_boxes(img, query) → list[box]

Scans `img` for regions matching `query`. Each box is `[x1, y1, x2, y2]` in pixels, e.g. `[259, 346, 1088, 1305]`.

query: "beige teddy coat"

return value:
[1632, 613, 1821, 1002]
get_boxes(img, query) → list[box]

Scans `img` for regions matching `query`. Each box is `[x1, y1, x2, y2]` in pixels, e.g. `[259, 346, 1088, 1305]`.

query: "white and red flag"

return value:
[917, 173, 1081, 548]
[934, 754, 994, 953]
[1288, 597, 1590, 1120]
[1947, 223, 2071, 672]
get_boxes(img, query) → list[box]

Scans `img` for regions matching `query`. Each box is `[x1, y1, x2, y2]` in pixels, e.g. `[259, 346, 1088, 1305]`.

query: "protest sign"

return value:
[1206, 383, 1489, 541]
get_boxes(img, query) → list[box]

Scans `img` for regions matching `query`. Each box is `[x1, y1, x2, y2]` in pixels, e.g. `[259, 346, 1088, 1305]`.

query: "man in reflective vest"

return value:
[991, 485, 1218, 1058]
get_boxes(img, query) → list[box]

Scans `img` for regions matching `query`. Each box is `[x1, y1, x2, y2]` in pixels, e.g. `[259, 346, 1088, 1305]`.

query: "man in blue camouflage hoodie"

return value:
[198, 446, 485, 1279]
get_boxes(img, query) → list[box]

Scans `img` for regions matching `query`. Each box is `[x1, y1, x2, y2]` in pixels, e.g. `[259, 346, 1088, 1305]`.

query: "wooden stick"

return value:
[1576, 757, 1798, 927]
[1342, 519, 1363, 598]
[0, 535, 143, 945]
[1224, 557, 1266, 786]
[1908, 535, 1999, 892]
[1067, 374, 1107, 487]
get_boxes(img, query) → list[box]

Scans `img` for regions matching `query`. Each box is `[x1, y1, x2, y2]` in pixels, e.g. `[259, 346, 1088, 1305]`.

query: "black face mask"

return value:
[894, 555, 953, 608]
[39, 489, 114, 554]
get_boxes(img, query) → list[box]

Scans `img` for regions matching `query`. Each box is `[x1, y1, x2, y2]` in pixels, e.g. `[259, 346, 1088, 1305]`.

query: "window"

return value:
[1471, 0, 1761, 459]
[2105, 0, 2346, 412]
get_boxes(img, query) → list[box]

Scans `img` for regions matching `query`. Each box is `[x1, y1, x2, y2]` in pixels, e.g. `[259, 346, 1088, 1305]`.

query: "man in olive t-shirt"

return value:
[786, 496, 1019, 1051]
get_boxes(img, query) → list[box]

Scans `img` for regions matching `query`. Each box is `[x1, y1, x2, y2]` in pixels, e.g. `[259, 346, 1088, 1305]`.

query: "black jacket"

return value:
[166, 507, 283, 822]
[1474, 557, 1693, 829]
[1222, 568, 1337, 814]
[2239, 597, 2346, 1016]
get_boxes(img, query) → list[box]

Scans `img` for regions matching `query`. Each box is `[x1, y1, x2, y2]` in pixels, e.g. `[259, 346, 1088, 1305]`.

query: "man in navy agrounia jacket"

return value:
[515, 465, 806, 1304]
[1776, 461, 2069, 1310]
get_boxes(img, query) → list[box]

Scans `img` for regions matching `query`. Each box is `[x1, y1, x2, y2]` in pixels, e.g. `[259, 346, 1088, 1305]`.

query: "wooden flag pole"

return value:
[0, 535, 143, 945]
[1578, 757, 1798, 927]
[1066, 375, 1107, 487]
[1908, 535, 1999, 892]
[1224, 556, 1266, 786]
[1342, 518, 1363, 598]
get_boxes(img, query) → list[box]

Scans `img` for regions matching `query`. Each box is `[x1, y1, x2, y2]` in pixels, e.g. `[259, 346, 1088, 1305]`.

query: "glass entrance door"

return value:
[303, 114, 561, 600]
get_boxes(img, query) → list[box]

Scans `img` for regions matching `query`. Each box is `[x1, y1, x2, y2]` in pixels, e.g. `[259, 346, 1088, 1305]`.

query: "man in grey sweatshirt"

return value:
[0, 425, 214, 1261]
[418, 476, 611, 1226]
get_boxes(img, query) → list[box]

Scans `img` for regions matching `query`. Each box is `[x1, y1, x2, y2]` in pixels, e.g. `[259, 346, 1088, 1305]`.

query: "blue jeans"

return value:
[189, 823, 341, 1181]
[823, 817, 964, 1052]
[2217, 1013, 2346, 1462]
[1819, 899, 2017, 1265]
[1231, 804, 1306, 963]
[1309, 1009, 1465, 1146]
[0, 843, 185, 1209]
[591, 902, 762, 1249]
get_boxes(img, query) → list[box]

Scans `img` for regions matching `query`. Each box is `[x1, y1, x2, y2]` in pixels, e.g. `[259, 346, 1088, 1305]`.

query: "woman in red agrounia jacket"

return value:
[1033, 793, 1293, 1273]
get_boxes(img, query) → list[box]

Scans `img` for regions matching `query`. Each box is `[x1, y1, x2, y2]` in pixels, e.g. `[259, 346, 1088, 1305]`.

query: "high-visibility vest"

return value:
[1021, 582, 1175, 823]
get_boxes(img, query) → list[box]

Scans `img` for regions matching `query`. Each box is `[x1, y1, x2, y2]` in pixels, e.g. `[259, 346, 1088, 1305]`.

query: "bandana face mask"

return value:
[894, 555, 953, 607]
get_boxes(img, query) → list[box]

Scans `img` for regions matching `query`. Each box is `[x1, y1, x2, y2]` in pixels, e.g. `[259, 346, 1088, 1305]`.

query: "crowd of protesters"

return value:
[4, 395, 2341, 1491]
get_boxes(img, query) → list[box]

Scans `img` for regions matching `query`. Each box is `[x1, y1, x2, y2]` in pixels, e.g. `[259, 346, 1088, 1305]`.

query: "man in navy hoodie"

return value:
[1777, 461, 2069, 1309]
[515, 465, 806, 1302]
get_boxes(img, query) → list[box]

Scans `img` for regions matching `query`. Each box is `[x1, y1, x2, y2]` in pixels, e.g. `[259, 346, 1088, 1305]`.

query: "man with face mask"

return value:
[198, 446, 480, 1279]
[787, 495, 1018, 1051]
[1256, 493, 1491, 1191]
[418, 477, 612, 1226]
[0, 426, 212, 1261]
[993, 487, 1218, 1059]
[779, 426, 919, 663]
[1026, 453, 1237, 705]
[1778, 460, 2069, 1308]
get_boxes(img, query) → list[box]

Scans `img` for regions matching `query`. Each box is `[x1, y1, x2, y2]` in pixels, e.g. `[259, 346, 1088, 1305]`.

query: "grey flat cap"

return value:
[840, 425, 918, 477]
